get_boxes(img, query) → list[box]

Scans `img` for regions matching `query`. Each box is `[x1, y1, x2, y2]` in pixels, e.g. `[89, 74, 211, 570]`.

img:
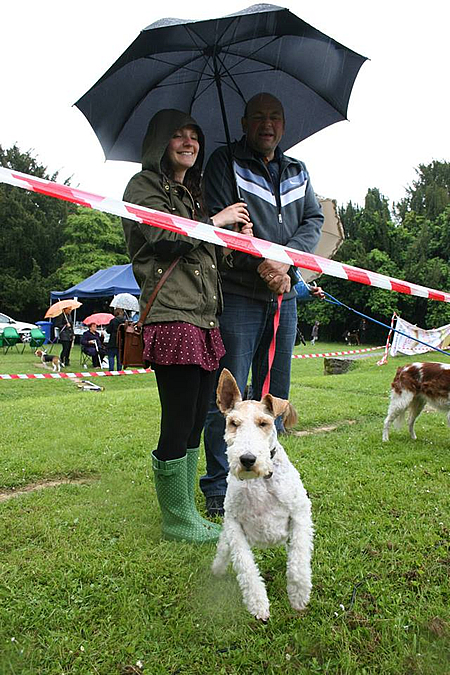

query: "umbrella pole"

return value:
[213, 57, 243, 204]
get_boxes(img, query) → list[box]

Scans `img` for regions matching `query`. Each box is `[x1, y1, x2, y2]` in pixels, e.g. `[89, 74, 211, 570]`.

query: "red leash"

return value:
[261, 294, 283, 397]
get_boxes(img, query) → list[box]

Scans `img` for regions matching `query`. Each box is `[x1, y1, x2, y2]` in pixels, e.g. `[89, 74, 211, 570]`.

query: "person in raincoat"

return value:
[121, 109, 252, 543]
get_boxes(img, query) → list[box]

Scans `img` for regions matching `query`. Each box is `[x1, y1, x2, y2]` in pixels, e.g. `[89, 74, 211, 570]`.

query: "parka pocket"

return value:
[156, 260, 203, 311]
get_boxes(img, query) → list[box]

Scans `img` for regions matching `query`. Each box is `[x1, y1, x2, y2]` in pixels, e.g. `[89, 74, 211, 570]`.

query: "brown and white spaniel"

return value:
[383, 362, 450, 441]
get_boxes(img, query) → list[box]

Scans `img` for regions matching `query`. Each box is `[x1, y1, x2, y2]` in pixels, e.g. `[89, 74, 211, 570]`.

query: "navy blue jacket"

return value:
[204, 137, 324, 301]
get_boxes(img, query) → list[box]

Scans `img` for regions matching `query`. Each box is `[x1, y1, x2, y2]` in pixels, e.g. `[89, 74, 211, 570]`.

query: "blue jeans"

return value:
[200, 293, 297, 498]
[108, 347, 122, 371]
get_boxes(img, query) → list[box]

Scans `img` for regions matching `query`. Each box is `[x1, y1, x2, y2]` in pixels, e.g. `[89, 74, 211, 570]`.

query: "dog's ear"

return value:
[217, 368, 242, 413]
[261, 393, 289, 419]
[282, 403, 298, 429]
[261, 395, 298, 429]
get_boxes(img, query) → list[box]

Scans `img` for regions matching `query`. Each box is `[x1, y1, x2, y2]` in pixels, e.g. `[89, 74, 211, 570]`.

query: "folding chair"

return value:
[80, 347, 93, 369]
[2, 326, 22, 353]
[24, 328, 46, 353]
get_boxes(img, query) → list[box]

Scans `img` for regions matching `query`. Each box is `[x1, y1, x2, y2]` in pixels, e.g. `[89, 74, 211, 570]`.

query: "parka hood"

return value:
[141, 108, 205, 175]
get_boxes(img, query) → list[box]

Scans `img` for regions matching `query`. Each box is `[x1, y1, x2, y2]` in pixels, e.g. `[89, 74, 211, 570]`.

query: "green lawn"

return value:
[0, 343, 449, 674]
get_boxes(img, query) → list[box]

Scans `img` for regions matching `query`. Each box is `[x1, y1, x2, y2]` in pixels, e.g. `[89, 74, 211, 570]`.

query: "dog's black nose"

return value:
[240, 453, 256, 469]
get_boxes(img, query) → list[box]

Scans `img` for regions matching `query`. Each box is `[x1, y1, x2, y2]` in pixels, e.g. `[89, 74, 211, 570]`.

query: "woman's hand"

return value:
[211, 202, 251, 230]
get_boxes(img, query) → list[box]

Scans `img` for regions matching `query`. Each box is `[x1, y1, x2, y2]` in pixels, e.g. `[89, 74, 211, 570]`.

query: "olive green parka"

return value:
[122, 109, 222, 328]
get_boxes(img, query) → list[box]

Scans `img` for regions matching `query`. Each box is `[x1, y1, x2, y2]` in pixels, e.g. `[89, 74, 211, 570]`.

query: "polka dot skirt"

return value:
[143, 322, 225, 372]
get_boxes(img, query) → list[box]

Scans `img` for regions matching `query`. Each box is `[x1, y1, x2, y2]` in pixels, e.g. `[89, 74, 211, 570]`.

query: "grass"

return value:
[0, 343, 449, 674]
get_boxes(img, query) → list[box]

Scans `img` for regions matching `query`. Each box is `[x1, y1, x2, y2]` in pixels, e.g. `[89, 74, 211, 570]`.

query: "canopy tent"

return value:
[50, 265, 139, 301]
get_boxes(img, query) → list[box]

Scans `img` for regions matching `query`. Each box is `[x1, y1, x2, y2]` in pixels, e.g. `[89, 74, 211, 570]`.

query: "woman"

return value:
[53, 307, 74, 367]
[106, 308, 125, 370]
[122, 109, 251, 543]
[80, 322, 107, 367]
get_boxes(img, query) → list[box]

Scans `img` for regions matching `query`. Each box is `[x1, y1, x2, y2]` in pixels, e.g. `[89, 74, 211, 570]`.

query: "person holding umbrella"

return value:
[53, 307, 75, 367]
[121, 108, 252, 544]
[201, 93, 324, 517]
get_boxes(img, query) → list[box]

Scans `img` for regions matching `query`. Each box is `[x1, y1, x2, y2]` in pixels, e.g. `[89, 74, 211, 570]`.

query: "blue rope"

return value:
[320, 289, 450, 358]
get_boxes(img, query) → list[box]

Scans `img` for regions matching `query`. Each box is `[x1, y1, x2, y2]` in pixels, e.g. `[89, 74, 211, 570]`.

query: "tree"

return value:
[51, 208, 128, 289]
[0, 144, 75, 319]
[395, 160, 450, 221]
[306, 164, 450, 340]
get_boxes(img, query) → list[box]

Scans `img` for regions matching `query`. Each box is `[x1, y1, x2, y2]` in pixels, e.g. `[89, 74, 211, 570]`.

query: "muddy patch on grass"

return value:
[0, 476, 98, 502]
[292, 419, 356, 437]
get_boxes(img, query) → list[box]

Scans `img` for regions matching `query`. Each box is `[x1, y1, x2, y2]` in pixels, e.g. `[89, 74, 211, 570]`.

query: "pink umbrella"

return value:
[83, 312, 115, 326]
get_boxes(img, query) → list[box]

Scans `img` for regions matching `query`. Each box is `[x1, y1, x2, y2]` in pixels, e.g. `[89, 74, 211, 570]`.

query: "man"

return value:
[200, 93, 324, 516]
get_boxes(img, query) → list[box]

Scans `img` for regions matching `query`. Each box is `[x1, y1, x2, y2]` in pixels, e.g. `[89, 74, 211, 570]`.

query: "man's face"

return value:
[242, 95, 285, 160]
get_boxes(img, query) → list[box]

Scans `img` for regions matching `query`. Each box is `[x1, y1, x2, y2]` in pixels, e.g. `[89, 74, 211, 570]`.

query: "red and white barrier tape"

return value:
[292, 346, 383, 359]
[0, 368, 152, 381]
[0, 348, 383, 379]
[1, 168, 450, 303]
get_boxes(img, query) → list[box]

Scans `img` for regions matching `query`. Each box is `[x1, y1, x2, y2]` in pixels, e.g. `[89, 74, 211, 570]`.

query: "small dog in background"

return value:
[343, 329, 360, 345]
[211, 369, 313, 622]
[35, 349, 61, 372]
[383, 362, 450, 441]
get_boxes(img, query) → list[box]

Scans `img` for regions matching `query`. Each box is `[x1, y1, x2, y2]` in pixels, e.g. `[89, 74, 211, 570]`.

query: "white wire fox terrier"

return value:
[211, 369, 313, 622]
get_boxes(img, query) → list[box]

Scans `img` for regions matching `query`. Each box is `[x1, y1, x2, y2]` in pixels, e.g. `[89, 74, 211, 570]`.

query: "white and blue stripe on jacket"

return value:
[234, 162, 308, 208]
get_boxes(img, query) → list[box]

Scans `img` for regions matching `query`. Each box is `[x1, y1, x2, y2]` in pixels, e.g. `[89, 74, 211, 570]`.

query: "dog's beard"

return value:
[231, 459, 274, 481]
[238, 470, 259, 481]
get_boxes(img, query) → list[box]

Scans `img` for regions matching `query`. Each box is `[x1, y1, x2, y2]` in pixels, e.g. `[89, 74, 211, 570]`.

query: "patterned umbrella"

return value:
[110, 293, 139, 312]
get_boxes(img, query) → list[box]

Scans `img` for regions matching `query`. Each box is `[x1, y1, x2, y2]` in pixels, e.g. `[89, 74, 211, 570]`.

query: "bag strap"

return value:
[136, 256, 181, 328]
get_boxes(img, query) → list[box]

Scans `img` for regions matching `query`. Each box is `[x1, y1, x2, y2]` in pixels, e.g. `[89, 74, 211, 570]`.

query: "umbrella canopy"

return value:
[83, 313, 115, 326]
[300, 197, 345, 283]
[110, 293, 139, 312]
[75, 3, 367, 164]
[45, 299, 82, 318]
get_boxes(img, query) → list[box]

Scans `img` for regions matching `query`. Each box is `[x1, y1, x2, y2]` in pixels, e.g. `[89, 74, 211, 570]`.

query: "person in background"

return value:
[310, 320, 320, 345]
[53, 307, 74, 367]
[80, 322, 107, 367]
[201, 92, 324, 517]
[121, 109, 252, 543]
[106, 308, 125, 370]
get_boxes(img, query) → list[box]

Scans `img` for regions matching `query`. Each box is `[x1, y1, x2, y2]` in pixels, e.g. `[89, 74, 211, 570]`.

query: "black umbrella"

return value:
[75, 3, 367, 164]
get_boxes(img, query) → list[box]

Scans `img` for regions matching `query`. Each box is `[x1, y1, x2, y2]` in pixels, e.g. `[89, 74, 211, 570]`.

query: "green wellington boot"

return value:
[152, 452, 220, 543]
[186, 447, 221, 530]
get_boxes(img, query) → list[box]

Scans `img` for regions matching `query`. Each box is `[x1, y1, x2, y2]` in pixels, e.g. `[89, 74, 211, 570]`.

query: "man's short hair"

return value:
[243, 93, 284, 120]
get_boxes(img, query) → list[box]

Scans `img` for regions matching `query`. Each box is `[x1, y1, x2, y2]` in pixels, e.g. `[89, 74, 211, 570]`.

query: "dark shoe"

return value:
[206, 495, 225, 518]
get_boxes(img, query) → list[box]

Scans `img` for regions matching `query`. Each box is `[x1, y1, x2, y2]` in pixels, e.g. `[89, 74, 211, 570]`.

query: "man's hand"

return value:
[257, 260, 290, 280]
[257, 260, 291, 294]
[266, 273, 291, 294]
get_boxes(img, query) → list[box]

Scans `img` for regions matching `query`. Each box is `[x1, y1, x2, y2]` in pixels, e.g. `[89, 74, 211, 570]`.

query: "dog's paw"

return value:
[246, 595, 270, 623]
[288, 583, 311, 611]
[253, 605, 270, 623]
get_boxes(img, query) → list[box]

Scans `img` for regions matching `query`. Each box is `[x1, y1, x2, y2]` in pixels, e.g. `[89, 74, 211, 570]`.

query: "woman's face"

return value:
[165, 125, 199, 178]
[89, 323, 97, 332]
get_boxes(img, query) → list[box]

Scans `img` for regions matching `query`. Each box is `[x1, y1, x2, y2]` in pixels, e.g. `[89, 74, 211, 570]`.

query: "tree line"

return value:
[1, 144, 449, 340]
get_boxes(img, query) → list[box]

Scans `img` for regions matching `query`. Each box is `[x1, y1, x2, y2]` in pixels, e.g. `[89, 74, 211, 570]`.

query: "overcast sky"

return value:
[1, 0, 449, 209]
